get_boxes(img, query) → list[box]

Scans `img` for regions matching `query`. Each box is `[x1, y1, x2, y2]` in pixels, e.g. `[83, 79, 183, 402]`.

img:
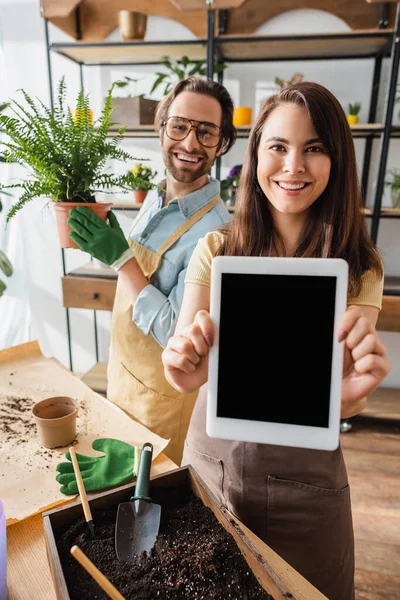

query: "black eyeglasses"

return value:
[162, 116, 222, 148]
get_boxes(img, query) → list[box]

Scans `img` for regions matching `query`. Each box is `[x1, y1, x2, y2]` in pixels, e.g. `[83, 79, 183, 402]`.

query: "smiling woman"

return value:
[161, 81, 389, 600]
[257, 104, 331, 228]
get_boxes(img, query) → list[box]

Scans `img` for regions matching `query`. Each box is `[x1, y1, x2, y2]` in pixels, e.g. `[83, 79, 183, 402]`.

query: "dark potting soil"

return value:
[56, 488, 274, 600]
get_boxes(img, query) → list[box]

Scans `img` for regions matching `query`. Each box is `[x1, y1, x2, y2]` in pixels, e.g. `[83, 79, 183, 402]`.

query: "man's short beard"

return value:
[164, 149, 214, 183]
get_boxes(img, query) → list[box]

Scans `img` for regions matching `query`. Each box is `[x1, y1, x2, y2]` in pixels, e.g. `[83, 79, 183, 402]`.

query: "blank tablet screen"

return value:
[217, 273, 336, 428]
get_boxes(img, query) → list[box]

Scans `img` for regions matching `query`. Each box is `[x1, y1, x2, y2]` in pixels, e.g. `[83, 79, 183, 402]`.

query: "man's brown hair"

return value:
[154, 77, 236, 156]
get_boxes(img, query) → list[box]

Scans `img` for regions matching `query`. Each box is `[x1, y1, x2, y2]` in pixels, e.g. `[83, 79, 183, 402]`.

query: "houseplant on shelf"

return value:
[385, 168, 400, 208]
[274, 72, 304, 90]
[0, 78, 141, 249]
[220, 164, 242, 207]
[128, 163, 157, 204]
[346, 102, 361, 125]
[0, 200, 12, 297]
[0, 101, 13, 295]
[111, 76, 158, 127]
[150, 55, 226, 96]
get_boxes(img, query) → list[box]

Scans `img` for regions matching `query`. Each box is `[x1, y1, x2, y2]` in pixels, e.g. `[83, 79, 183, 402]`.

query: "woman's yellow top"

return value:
[185, 231, 384, 309]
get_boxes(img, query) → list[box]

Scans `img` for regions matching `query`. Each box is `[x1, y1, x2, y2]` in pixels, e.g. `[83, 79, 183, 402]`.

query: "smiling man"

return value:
[67, 77, 236, 464]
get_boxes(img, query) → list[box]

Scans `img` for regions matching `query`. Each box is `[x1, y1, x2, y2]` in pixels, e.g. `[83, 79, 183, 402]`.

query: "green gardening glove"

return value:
[55, 438, 139, 495]
[67, 206, 129, 265]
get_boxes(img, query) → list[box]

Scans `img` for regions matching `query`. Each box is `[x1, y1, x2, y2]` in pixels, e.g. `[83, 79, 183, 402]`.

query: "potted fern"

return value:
[0, 78, 142, 248]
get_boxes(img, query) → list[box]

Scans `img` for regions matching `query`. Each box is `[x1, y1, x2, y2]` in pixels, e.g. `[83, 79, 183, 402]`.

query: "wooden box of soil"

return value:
[42, 466, 326, 600]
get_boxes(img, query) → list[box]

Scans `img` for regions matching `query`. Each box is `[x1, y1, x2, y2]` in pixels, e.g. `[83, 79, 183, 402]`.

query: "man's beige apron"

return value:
[107, 195, 221, 465]
[183, 385, 355, 600]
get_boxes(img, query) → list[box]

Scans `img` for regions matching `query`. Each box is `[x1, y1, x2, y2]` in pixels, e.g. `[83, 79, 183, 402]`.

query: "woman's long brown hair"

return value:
[220, 81, 382, 296]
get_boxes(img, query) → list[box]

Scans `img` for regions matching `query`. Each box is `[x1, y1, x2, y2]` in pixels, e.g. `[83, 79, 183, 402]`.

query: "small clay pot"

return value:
[32, 397, 78, 449]
[134, 190, 148, 204]
[53, 202, 112, 249]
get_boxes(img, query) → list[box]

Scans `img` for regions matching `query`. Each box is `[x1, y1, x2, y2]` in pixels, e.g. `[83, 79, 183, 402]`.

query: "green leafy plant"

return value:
[0, 195, 12, 296]
[0, 101, 12, 295]
[113, 76, 142, 97]
[348, 102, 361, 116]
[0, 78, 144, 222]
[128, 163, 157, 191]
[150, 55, 226, 96]
[385, 168, 400, 207]
[274, 73, 304, 90]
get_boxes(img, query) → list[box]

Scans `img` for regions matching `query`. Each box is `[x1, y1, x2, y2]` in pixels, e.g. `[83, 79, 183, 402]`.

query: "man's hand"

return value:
[340, 306, 390, 418]
[67, 206, 129, 266]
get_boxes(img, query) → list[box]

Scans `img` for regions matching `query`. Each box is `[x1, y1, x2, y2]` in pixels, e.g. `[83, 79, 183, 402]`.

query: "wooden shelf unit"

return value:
[217, 29, 393, 62]
[51, 29, 393, 66]
[50, 40, 207, 65]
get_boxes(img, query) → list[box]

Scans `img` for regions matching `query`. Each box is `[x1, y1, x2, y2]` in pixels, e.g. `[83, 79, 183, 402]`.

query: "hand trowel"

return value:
[115, 442, 161, 562]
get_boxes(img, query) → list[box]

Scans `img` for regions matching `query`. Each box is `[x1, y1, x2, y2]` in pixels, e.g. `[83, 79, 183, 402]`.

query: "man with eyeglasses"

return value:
[68, 77, 236, 464]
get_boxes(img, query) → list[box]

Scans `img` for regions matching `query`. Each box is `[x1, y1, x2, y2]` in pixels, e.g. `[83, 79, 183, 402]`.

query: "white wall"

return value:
[0, 3, 398, 385]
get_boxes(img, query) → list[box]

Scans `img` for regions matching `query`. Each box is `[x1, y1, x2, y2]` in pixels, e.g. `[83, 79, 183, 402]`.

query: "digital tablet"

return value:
[207, 257, 348, 451]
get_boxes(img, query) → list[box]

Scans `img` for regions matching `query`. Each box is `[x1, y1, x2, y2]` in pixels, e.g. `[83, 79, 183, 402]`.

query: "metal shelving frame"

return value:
[44, 3, 400, 374]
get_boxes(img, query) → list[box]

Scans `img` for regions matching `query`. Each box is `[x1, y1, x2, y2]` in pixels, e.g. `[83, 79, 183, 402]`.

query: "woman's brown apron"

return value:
[183, 385, 355, 600]
[107, 195, 221, 465]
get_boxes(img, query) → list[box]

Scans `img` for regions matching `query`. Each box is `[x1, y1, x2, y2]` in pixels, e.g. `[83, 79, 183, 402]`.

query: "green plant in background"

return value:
[274, 73, 304, 90]
[348, 102, 361, 116]
[385, 168, 400, 208]
[0, 200, 12, 297]
[150, 55, 226, 96]
[220, 164, 242, 204]
[113, 76, 142, 97]
[0, 101, 12, 296]
[128, 163, 157, 191]
[0, 78, 143, 222]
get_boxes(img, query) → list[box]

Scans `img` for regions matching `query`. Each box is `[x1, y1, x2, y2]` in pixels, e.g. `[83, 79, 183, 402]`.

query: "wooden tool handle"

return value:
[70, 545, 125, 600]
[69, 446, 93, 524]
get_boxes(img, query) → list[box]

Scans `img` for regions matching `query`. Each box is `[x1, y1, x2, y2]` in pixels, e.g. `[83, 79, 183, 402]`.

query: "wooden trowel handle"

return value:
[71, 545, 125, 600]
[133, 442, 153, 501]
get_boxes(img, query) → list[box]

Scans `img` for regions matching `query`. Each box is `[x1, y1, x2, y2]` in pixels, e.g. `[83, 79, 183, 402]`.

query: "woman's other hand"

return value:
[339, 306, 390, 418]
[162, 310, 214, 393]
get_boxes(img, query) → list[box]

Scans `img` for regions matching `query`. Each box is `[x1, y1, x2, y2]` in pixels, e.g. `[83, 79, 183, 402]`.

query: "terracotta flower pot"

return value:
[134, 190, 148, 205]
[53, 202, 113, 249]
[32, 396, 78, 449]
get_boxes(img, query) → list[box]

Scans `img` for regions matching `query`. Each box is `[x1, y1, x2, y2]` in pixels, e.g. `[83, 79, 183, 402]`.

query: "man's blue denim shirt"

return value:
[129, 177, 231, 347]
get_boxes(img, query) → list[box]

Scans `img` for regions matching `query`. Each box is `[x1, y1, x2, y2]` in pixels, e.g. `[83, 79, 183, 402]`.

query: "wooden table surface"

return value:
[6, 452, 177, 600]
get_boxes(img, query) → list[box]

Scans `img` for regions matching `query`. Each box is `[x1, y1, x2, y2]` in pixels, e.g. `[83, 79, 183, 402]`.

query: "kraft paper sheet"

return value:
[0, 341, 169, 524]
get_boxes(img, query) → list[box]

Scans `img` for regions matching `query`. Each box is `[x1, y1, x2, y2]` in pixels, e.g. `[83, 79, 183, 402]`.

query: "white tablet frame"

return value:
[207, 256, 348, 451]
